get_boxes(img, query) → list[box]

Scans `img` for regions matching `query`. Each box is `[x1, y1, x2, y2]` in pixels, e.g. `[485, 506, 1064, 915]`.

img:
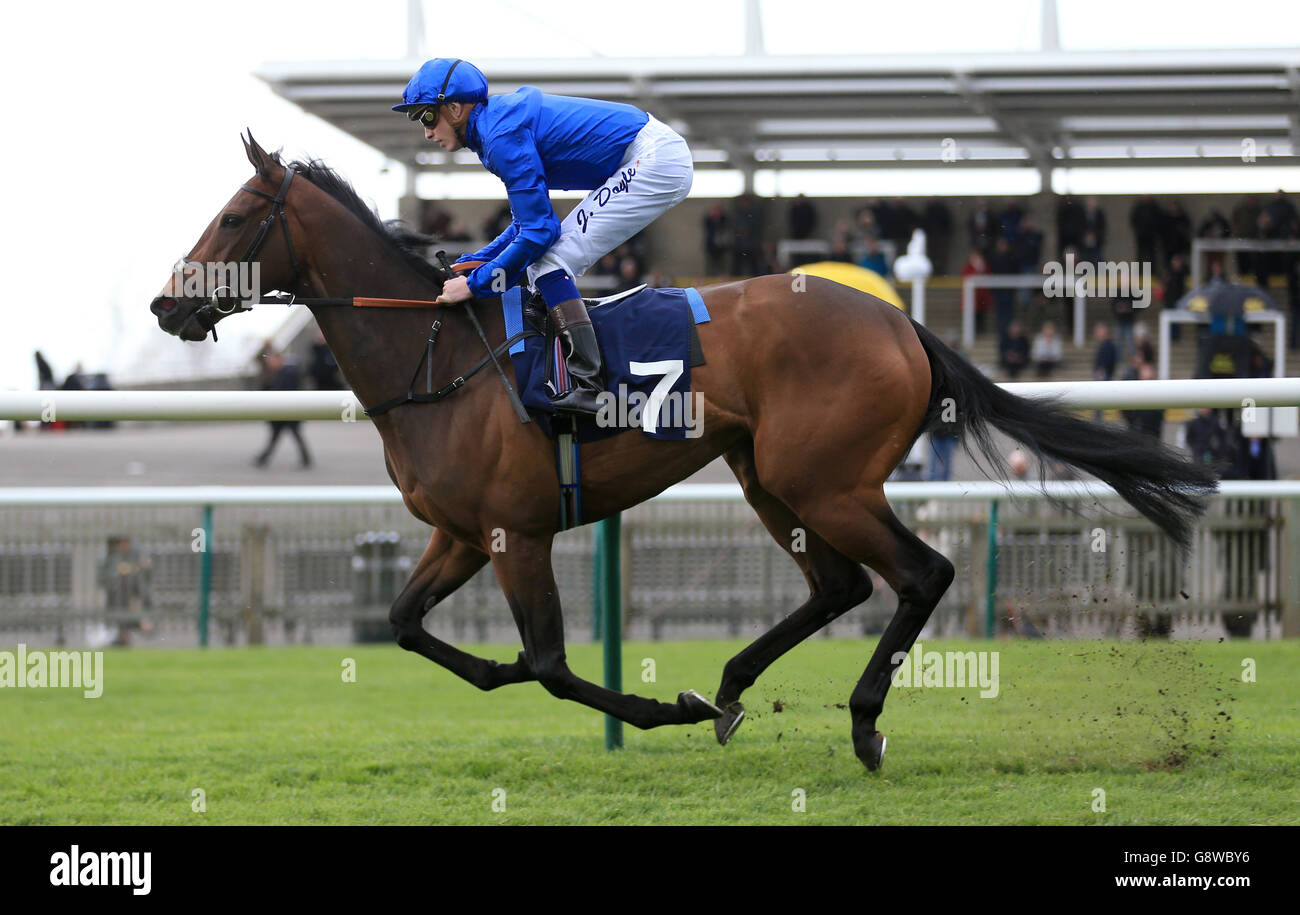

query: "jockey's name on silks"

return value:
[574, 167, 637, 235]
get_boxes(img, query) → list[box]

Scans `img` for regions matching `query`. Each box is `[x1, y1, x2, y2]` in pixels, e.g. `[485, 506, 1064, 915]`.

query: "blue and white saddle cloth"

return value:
[501, 284, 711, 443]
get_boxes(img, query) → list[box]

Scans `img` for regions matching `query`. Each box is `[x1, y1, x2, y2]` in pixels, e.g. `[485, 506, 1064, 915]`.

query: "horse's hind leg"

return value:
[390, 529, 535, 690]
[491, 532, 722, 729]
[711, 443, 874, 744]
[782, 487, 955, 770]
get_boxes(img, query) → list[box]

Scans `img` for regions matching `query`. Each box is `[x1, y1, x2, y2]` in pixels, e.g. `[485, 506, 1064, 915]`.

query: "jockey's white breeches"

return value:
[526, 115, 694, 286]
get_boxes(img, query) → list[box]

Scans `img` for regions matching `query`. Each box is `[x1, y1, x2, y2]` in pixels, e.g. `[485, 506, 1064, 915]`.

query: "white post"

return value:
[893, 229, 933, 328]
[1073, 292, 1085, 348]
[962, 282, 975, 348]
[1273, 313, 1286, 378]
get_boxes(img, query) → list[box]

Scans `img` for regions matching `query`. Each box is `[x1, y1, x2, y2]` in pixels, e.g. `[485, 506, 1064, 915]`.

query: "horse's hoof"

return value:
[714, 701, 746, 745]
[857, 731, 887, 771]
[678, 689, 723, 722]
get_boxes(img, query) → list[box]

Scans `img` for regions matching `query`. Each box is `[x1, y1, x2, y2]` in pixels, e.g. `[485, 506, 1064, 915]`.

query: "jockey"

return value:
[394, 57, 694, 416]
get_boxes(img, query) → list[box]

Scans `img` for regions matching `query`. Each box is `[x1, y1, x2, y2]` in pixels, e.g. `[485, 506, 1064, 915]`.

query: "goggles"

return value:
[409, 105, 442, 128]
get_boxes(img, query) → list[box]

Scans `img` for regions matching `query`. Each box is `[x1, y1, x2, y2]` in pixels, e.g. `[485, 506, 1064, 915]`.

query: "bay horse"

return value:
[151, 134, 1217, 770]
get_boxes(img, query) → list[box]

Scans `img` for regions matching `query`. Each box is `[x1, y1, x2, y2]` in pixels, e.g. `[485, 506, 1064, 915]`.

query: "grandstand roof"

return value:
[257, 48, 1300, 177]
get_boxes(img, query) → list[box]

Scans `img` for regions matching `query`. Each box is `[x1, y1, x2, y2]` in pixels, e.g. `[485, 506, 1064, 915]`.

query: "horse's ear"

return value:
[242, 129, 277, 180]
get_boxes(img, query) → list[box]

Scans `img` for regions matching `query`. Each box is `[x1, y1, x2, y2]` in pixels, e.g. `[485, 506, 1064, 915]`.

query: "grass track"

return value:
[1, 639, 1296, 825]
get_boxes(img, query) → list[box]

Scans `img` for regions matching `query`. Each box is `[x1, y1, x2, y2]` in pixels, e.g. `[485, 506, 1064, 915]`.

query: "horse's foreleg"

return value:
[712, 444, 874, 744]
[491, 533, 721, 729]
[390, 529, 535, 690]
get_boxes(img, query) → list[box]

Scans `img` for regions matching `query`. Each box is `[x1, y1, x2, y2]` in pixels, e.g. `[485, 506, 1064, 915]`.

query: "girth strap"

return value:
[364, 326, 537, 417]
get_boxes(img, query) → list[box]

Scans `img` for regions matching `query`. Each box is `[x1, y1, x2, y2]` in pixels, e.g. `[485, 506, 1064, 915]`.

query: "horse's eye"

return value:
[221, 213, 243, 228]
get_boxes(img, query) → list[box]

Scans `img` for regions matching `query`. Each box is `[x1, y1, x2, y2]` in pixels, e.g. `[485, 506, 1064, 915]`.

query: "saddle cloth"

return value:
[501, 284, 711, 443]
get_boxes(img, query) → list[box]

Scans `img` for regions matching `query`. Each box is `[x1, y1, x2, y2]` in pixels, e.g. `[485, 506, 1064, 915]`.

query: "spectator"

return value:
[593, 252, 620, 278]
[922, 198, 953, 274]
[1129, 195, 1162, 269]
[254, 351, 312, 469]
[1161, 200, 1192, 263]
[730, 193, 765, 277]
[1286, 214, 1300, 348]
[856, 236, 889, 276]
[854, 204, 878, 241]
[1078, 230, 1103, 265]
[1254, 211, 1279, 290]
[987, 236, 1019, 339]
[1007, 448, 1030, 480]
[442, 217, 471, 242]
[968, 199, 995, 257]
[886, 198, 917, 249]
[1090, 322, 1117, 421]
[1185, 408, 1233, 469]
[1198, 208, 1231, 240]
[870, 199, 896, 245]
[1230, 194, 1262, 275]
[644, 266, 674, 289]
[1263, 189, 1297, 236]
[482, 203, 512, 241]
[418, 201, 450, 238]
[997, 198, 1024, 243]
[702, 204, 730, 275]
[617, 255, 643, 292]
[1122, 362, 1164, 439]
[308, 330, 343, 391]
[1031, 322, 1063, 378]
[1082, 197, 1107, 256]
[1163, 251, 1189, 341]
[1057, 195, 1085, 260]
[787, 193, 817, 240]
[1092, 322, 1117, 381]
[1236, 434, 1276, 480]
[1015, 218, 1043, 273]
[1111, 293, 1137, 364]
[999, 320, 1031, 379]
[961, 249, 993, 333]
[613, 241, 644, 277]
[1133, 323, 1155, 367]
[1257, 207, 1291, 293]
[99, 535, 153, 647]
[828, 236, 856, 264]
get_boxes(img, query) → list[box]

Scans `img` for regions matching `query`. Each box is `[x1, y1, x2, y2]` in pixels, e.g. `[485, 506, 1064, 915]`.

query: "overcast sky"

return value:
[1, 0, 1296, 390]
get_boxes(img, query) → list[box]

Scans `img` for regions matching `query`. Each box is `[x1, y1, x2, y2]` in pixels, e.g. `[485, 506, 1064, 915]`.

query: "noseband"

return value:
[175, 167, 300, 341]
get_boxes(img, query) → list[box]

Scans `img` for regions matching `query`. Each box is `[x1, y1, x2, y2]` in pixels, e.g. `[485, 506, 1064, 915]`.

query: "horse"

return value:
[150, 133, 1218, 770]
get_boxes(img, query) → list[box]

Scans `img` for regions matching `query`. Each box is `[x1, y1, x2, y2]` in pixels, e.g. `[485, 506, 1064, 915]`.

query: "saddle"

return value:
[520, 284, 648, 333]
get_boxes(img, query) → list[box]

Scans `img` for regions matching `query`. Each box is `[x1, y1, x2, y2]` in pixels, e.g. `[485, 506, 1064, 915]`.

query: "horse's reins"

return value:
[177, 167, 535, 422]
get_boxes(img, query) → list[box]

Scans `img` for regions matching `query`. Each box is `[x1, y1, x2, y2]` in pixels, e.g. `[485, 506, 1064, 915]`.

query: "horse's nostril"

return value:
[152, 297, 177, 314]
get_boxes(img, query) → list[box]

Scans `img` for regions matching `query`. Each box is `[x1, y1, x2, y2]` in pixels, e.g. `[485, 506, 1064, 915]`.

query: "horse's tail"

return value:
[907, 318, 1218, 549]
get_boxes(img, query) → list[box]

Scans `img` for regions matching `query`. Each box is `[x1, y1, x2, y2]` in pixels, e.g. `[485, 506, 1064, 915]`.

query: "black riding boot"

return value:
[549, 298, 605, 416]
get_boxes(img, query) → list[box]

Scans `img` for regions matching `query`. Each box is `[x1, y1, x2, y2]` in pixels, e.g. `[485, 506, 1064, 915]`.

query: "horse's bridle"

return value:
[174, 166, 300, 341]
[167, 173, 534, 423]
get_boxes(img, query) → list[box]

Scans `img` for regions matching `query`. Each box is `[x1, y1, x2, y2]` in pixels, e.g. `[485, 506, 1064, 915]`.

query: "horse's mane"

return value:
[271, 151, 447, 287]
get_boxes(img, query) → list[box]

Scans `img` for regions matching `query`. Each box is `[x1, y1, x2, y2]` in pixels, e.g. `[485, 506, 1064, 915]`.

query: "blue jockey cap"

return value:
[392, 58, 489, 112]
